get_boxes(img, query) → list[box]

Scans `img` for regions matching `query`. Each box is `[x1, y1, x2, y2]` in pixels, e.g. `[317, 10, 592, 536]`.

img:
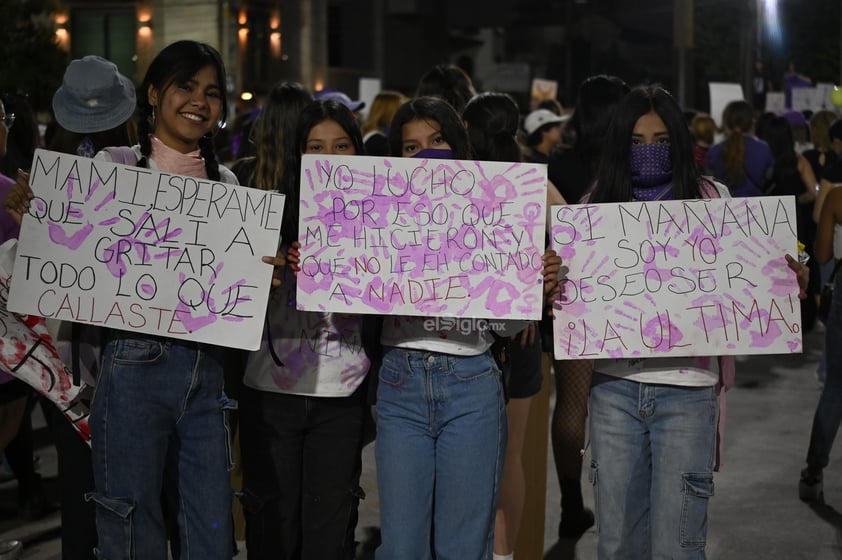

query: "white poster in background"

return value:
[791, 87, 819, 113]
[708, 82, 745, 126]
[296, 154, 547, 319]
[791, 83, 836, 113]
[765, 92, 786, 113]
[816, 83, 837, 111]
[8, 149, 285, 350]
[358, 77, 382, 119]
[550, 197, 801, 360]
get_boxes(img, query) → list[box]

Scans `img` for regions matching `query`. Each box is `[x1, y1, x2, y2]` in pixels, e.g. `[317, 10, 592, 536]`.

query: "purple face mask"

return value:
[630, 143, 672, 189]
[411, 148, 453, 160]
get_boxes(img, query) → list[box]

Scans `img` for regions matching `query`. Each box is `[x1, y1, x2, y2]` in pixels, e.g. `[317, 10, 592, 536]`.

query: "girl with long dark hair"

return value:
[240, 99, 371, 560]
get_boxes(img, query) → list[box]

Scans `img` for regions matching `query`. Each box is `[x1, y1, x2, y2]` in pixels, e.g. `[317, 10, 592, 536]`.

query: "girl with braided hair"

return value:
[85, 40, 283, 559]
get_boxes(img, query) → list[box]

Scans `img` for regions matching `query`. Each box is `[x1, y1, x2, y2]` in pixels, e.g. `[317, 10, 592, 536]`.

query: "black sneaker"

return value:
[799, 468, 824, 503]
[558, 507, 595, 539]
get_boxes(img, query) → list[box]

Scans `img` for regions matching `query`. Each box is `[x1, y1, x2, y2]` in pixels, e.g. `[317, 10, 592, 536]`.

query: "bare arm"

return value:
[815, 187, 842, 264]
[3, 170, 33, 226]
[813, 178, 835, 223]
[785, 253, 809, 299]
[796, 155, 817, 203]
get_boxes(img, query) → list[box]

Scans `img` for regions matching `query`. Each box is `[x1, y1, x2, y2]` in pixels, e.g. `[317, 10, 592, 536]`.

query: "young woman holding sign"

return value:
[578, 85, 805, 560]
[87, 40, 277, 560]
[241, 98, 373, 560]
[6, 40, 285, 559]
[462, 91, 561, 560]
[369, 95, 561, 560]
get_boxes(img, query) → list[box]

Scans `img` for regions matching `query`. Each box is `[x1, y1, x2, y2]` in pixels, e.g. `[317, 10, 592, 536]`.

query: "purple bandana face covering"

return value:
[630, 143, 673, 200]
[411, 148, 453, 160]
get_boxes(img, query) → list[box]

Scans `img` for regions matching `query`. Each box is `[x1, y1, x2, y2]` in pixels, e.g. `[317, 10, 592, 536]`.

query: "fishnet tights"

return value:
[551, 359, 593, 510]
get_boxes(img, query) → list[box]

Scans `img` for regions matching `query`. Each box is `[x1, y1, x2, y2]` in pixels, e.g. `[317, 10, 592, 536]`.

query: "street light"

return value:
[760, 0, 781, 50]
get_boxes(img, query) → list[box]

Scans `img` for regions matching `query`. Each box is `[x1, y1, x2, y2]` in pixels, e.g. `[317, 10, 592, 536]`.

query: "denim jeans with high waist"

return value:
[238, 384, 367, 560]
[374, 347, 506, 560]
[589, 372, 718, 560]
[807, 273, 842, 469]
[88, 336, 234, 560]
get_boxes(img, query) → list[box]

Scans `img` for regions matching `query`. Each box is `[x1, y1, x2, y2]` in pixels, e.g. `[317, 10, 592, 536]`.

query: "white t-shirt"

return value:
[244, 268, 370, 397]
[593, 356, 719, 386]
[380, 315, 528, 356]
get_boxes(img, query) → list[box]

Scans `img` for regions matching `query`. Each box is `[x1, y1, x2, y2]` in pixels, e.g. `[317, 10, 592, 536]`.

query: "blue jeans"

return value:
[238, 384, 367, 560]
[88, 336, 234, 559]
[816, 259, 839, 381]
[374, 347, 506, 560]
[807, 273, 842, 469]
[589, 373, 718, 560]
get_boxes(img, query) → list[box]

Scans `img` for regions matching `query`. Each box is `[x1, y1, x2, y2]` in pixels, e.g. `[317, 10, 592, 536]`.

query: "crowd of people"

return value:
[0, 38, 825, 560]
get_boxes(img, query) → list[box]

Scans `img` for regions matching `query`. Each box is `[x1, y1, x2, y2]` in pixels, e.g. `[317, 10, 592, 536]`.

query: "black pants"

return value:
[41, 397, 98, 559]
[238, 384, 368, 560]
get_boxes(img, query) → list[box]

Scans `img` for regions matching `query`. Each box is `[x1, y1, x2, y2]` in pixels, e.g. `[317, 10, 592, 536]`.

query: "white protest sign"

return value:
[550, 196, 801, 360]
[358, 77, 382, 119]
[765, 92, 786, 113]
[9, 149, 285, 350]
[816, 83, 836, 110]
[296, 154, 547, 319]
[708, 82, 744, 127]
[792, 83, 836, 112]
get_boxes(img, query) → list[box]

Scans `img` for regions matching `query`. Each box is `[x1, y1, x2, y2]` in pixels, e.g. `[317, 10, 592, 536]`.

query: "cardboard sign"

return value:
[0, 240, 91, 443]
[296, 154, 547, 319]
[791, 84, 836, 113]
[8, 149, 284, 350]
[550, 196, 801, 360]
[709, 82, 745, 127]
[765, 92, 786, 113]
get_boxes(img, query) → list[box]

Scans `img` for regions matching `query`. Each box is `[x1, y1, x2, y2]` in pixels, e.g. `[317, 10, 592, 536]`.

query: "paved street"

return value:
[1, 325, 839, 559]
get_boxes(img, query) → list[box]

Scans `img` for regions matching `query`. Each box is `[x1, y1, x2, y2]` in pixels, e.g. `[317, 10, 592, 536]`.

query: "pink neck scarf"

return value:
[150, 135, 207, 178]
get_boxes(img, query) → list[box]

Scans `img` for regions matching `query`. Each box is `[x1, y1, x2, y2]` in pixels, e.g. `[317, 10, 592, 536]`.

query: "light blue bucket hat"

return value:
[52, 55, 137, 134]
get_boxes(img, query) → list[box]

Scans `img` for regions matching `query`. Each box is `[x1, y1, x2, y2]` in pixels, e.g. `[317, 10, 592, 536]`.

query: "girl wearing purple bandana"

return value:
[583, 86, 732, 560]
[578, 86, 805, 559]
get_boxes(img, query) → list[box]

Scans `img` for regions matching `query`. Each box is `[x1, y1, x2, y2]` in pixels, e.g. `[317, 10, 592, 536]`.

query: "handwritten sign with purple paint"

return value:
[550, 196, 801, 359]
[297, 154, 547, 319]
[8, 149, 285, 350]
